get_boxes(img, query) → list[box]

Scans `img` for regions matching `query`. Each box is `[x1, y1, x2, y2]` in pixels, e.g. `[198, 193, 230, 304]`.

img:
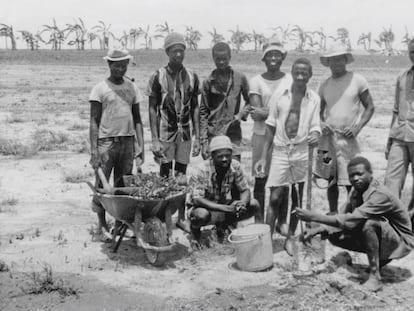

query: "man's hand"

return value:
[240, 104, 252, 121]
[254, 158, 266, 177]
[250, 106, 268, 121]
[192, 139, 201, 157]
[134, 156, 143, 173]
[307, 132, 319, 146]
[151, 140, 165, 159]
[89, 152, 101, 170]
[321, 122, 333, 136]
[231, 201, 247, 217]
[294, 208, 316, 222]
[343, 123, 362, 138]
[302, 226, 328, 242]
[201, 142, 209, 160]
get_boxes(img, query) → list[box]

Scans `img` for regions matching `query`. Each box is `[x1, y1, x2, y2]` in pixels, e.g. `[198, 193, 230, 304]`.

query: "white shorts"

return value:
[266, 143, 308, 188]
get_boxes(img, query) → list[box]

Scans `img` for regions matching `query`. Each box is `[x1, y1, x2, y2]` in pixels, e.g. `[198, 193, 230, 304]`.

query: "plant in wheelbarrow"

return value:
[88, 169, 188, 266]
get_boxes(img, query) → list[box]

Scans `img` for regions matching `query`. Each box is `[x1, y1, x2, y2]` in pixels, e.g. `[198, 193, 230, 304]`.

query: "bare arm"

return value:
[193, 197, 234, 213]
[249, 94, 268, 121]
[356, 89, 375, 132]
[386, 78, 400, 158]
[148, 96, 160, 142]
[89, 100, 102, 168]
[132, 104, 144, 158]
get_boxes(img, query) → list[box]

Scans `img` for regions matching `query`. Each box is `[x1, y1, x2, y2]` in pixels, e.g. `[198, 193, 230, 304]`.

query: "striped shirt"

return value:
[146, 65, 199, 142]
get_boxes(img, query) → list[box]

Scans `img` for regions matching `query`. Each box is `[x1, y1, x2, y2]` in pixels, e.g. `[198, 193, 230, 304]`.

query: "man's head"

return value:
[261, 38, 287, 72]
[103, 49, 132, 79]
[209, 135, 233, 169]
[164, 32, 186, 67]
[347, 156, 373, 192]
[408, 38, 414, 65]
[291, 58, 312, 85]
[320, 44, 353, 77]
[212, 42, 231, 71]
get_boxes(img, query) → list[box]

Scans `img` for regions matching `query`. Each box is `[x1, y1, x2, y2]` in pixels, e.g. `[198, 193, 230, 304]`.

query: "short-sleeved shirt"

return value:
[265, 87, 321, 147]
[89, 79, 143, 138]
[336, 179, 414, 259]
[188, 159, 249, 205]
[319, 72, 369, 131]
[146, 65, 199, 142]
[200, 68, 249, 143]
[249, 73, 293, 135]
[389, 66, 414, 142]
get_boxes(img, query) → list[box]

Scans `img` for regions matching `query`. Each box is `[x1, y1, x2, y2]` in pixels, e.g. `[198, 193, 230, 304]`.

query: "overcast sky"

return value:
[1, 0, 413, 49]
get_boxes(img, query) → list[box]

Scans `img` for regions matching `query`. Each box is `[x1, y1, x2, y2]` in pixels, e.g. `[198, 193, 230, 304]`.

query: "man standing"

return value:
[249, 38, 293, 222]
[385, 39, 414, 224]
[147, 32, 200, 177]
[200, 42, 249, 161]
[296, 157, 414, 292]
[319, 44, 375, 213]
[188, 135, 260, 240]
[89, 49, 144, 241]
[255, 58, 321, 255]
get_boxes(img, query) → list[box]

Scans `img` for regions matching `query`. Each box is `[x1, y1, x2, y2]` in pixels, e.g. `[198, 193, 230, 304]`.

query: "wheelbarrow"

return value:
[87, 168, 186, 266]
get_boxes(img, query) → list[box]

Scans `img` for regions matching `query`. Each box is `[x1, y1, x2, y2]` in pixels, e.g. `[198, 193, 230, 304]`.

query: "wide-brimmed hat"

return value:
[320, 43, 354, 67]
[209, 135, 233, 153]
[103, 49, 133, 61]
[164, 32, 186, 51]
[262, 37, 287, 61]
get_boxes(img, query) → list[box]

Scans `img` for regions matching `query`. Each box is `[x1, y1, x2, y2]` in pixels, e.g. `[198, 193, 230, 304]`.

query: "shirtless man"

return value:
[255, 58, 321, 255]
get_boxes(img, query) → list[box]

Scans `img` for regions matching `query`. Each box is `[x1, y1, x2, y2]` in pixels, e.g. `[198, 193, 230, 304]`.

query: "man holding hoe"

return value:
[255, 58, 321, 255]
[89, 49, 144, 242]
[296, 156, 414, 292]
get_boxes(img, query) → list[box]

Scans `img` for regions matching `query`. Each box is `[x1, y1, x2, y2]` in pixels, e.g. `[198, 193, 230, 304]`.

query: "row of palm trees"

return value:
[0, 20, 412, 54]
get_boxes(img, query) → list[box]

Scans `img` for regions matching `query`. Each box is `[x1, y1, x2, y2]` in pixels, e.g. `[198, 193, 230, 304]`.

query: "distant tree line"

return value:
[0, 20, 413, 55]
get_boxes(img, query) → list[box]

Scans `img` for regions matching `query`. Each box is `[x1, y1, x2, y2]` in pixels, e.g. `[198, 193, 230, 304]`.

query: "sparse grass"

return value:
[32, 129, 70, 151]
[0, 138, 39, 157]
[67, 122, 88, 131]
[22, 264, 79, 298]
[6, 113, 25, 123]
[63, 168, 94, 183]
[0, 196, 19, 212]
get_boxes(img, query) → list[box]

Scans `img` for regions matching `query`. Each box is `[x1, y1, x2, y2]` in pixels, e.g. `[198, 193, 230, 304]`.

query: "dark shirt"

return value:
[200, 67, 249, 144]
[146, 65, 199, 142]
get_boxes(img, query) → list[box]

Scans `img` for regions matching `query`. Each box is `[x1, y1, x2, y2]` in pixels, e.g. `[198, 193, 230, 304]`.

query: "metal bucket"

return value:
[228, 224, 273, 272]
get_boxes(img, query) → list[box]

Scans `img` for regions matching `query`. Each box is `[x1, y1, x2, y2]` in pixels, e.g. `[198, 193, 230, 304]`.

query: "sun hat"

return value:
[164, 32, 186, 51]
[209, 135, 233, 153]
[262, 37, 287, 61]
[320, 43, 354, 67]
[103, 49, 133, 61]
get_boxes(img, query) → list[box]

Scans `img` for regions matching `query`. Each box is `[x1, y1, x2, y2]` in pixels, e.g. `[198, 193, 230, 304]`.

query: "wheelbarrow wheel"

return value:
[143, 217, 169, 266]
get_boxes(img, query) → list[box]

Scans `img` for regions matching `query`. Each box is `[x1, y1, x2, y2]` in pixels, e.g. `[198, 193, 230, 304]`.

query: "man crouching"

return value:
[187, 135, 260, 241]
[296, 156, 414, 292]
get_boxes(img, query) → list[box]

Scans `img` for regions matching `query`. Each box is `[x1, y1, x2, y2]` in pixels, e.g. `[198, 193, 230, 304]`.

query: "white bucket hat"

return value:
[103, 49, 133, 61]
[320, 43, 354, 67]
[262, 37, 287, 61]
[209, 135, 233, 153]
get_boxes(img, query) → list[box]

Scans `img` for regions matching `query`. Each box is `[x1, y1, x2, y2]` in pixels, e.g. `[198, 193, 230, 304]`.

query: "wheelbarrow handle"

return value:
[96, 167, 114, 194]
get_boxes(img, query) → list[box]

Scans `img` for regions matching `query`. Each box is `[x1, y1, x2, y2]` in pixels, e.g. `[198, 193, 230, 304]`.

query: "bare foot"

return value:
[284, 237, 295, 257]
[280, 224, 289, 236]
[97, 228, 112, 243]
[364, 274, 383, 292]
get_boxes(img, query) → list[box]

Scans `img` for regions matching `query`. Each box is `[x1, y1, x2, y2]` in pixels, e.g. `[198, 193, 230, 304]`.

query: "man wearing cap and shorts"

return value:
[89, 49, 145, 242]
[255, 58, 320, 255]
[147, 32, 200, 177]
[188, 135, 260, 241]
[319, 44, 375, 213]
[200, 42, 249, 161]
[249, 38, 293, 222]
[385, 39, 414, 227]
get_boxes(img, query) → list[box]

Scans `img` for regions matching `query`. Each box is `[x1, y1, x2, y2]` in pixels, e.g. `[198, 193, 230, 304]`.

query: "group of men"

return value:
[89, 31, 414, 291]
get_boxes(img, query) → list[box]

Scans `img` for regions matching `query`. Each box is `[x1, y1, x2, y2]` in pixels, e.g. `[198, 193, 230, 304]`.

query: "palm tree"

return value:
[208, 27, 225, 46]
[311, 28, 327, 51]
[377, 27, 395, 54]
[250, 30, 266, 52]
[18, 30, 36, 50]
[270, 25, 291, 45]
[154, 21, 173, 40]
[87, 32, 99, 49]
[289, 25, 311, 52]
[402, 26, 412, 48]
[92, 21, 114, 50]
[65, 18, 88, 50]
[336, 27, 352, 50]
[357, 32, 371, 50]
[117, 31, 129, 49]
[138, 25, 153, 49]
[229, 26, 250, 52]
[184, 26, 202, 50]
[40, 19, 65, 50]
[129, 28, 142, 50]
[0, 23, 17, 50]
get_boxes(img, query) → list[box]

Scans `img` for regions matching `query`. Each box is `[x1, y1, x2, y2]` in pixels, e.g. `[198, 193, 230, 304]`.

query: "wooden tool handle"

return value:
[306, 145, 314, 211]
